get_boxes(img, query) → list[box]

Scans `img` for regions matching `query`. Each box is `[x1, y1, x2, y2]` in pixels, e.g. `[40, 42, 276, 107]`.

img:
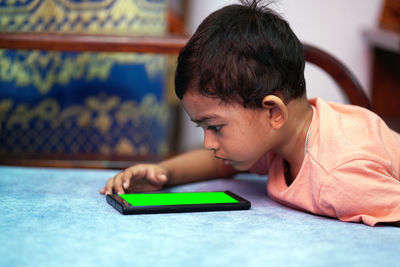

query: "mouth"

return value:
[215, 155, 232, 165]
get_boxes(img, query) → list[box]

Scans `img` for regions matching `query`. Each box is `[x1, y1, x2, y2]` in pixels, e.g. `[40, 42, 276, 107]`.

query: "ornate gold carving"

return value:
[55, 0, 116, 10]
[115, 94, 168, 126]
[0, 99, 13, 133]
[7, 98, 59, 129]
[86, 94, 120, 133]
[115, 137, 136, 155]
[0, 0, 42, 14]
[0, 50, 166, 94]
[0, 0, 167, 35]
[0, 93, 171, 155]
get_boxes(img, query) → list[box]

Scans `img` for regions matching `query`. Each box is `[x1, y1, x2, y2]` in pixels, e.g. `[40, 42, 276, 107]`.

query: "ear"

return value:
[262, 95, 288, 129]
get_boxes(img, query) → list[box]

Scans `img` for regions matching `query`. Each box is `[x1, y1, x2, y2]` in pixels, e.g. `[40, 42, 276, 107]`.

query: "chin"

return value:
[231, 161, 252, 171]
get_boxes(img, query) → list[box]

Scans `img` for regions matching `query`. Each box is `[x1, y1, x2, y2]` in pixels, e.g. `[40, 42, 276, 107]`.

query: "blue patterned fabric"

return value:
[0, 0, 174, 158]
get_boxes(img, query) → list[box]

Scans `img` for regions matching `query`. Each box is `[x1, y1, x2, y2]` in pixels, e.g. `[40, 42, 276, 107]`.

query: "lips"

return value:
[215, 155, 232, 165]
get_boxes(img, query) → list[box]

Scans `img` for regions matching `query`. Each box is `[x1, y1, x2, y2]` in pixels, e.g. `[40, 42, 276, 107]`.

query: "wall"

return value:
[179, 0, 383, 150]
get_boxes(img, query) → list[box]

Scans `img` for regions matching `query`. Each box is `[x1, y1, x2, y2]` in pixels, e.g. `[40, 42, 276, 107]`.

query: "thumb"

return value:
[156, 173, 168, 184]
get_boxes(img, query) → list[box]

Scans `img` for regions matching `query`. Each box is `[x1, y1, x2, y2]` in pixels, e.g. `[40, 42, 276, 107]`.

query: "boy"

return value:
[100, 1, 400, 226]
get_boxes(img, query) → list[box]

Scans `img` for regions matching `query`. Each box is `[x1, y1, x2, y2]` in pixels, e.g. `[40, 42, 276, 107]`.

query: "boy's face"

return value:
[182, 91, 274, 171]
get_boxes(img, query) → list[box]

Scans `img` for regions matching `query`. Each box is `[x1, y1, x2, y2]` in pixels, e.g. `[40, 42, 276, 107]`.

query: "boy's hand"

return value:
[99, 164, 168, 195]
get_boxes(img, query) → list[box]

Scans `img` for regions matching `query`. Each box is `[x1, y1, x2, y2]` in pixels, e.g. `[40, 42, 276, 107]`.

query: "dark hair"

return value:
[175, 0, 306, 108]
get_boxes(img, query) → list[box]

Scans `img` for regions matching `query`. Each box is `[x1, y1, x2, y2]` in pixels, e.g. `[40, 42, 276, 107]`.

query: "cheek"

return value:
[221, 132, 254, 154]
[233, 126, 269, 154]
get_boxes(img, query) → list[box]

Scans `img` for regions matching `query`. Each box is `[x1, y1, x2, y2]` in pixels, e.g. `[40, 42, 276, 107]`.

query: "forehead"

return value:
[182, 91, 220, 107]
[182, 92, 232, 120]
[181, 91, 258, 124]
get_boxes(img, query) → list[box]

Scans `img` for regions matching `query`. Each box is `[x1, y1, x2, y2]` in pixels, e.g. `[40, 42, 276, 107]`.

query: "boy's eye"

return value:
[207, 125, 222, 133]
[195, 124, 222, 133]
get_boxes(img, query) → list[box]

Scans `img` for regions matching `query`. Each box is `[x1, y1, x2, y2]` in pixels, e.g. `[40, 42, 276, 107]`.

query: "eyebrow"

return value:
[190, 115, 219, 124]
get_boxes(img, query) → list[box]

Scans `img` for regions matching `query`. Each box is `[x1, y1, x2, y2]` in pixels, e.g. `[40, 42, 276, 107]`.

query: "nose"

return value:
[203, 130, 219, 151]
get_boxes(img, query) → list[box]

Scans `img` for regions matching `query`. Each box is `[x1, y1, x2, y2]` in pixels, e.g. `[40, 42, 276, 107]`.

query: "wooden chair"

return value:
[303, 43, 372, 110]
[0, 33, 371, 111]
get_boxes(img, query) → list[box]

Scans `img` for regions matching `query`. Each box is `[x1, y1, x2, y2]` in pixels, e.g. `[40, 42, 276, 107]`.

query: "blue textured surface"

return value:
[0, 166, 399, 267]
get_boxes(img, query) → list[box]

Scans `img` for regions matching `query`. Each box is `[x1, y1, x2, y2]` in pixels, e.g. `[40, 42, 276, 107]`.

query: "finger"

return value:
[122, 169, 133, 189]
[121, 167, 144, 192]
[99, 187, 106, 194]
[113, 173, 125, 194]
[157, 173, 168, 184]
[104, 177, 115, 195]
[137, 166, 147, 179]
[147, 168, 167, 186]
[145, 168, 159, 185]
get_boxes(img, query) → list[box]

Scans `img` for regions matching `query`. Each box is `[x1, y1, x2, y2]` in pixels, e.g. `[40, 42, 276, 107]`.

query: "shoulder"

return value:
[310, 97, 380, 124]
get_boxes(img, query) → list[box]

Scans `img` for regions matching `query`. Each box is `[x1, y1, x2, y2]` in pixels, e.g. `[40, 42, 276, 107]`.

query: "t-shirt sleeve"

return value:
[318, 159, 400, 226]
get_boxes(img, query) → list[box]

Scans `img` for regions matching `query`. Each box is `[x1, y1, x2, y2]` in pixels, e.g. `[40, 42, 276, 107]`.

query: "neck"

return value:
[274, 96, 313, 184]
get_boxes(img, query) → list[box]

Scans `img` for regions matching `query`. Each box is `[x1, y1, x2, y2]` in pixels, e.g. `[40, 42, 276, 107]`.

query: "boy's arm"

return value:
[100, 148, 239, 194]
[160, 148, 239, 187]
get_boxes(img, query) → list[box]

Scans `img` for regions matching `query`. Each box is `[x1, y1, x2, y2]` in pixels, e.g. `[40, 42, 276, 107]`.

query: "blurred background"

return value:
[0, 0, 398, 168]
[0, 0, 174, 167]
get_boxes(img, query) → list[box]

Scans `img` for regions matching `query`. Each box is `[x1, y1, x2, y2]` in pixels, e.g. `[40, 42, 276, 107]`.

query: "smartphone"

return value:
[106, 191, 251, 215]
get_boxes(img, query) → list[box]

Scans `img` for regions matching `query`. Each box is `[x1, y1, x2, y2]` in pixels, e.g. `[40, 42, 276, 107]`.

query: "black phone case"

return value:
[106, 191, 251, 215]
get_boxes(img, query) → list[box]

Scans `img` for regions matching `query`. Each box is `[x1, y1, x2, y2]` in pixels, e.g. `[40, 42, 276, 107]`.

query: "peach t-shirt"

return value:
[250, 98, 400, 226]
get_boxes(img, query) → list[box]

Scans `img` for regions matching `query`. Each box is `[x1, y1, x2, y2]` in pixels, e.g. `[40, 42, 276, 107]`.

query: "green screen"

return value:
[120, 192, 238, 207]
